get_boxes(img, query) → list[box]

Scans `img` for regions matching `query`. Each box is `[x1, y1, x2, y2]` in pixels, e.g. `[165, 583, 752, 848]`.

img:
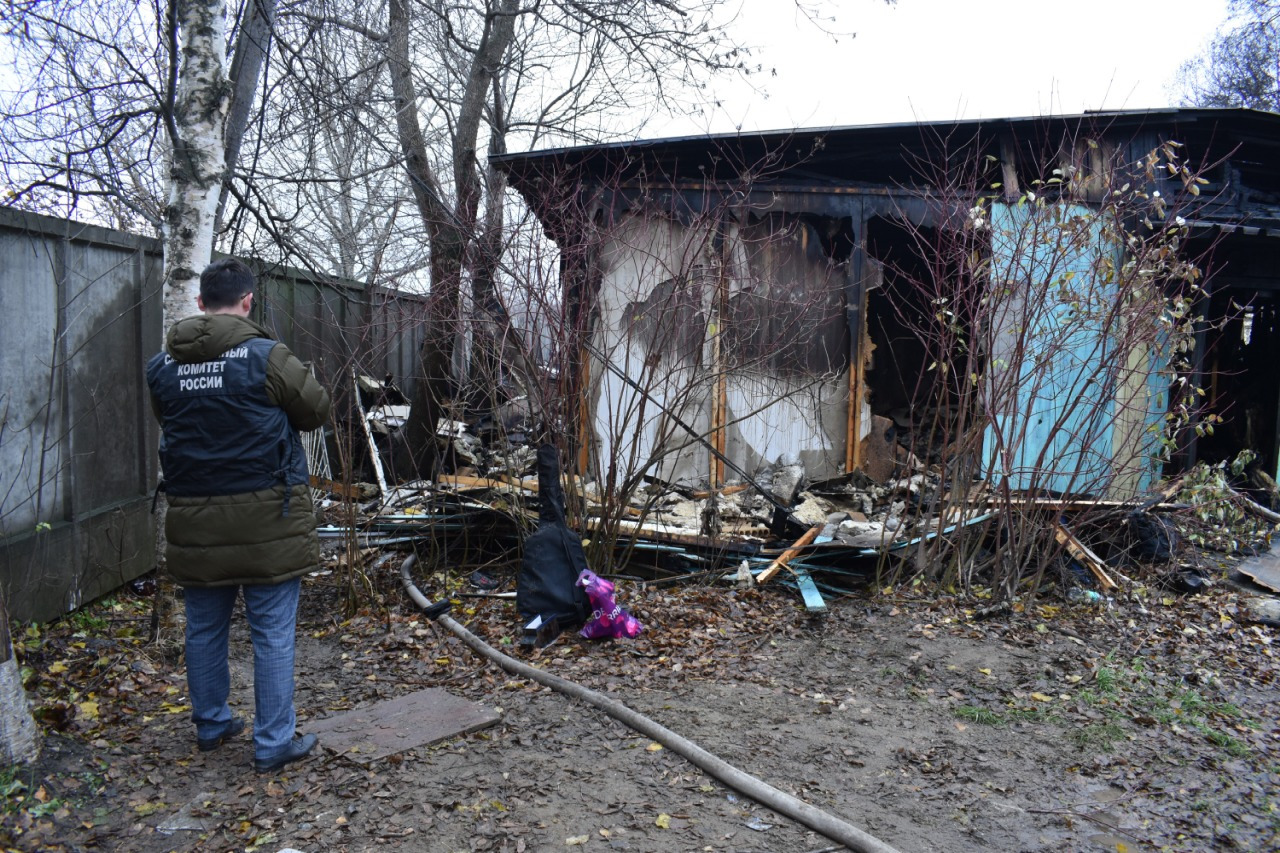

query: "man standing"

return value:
[146, 259, 331, 774]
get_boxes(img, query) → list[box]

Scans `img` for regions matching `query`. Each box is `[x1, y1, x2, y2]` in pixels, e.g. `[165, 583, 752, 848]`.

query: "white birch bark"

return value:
[0, 660, 38, 764]
[162, 0, 232, 331]
[0, 596, 39, 764]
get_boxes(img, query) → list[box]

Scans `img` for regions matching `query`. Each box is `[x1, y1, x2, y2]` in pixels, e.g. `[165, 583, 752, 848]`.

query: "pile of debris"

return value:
[315, 385, 991, 613]
[316, 375, 1280, 620]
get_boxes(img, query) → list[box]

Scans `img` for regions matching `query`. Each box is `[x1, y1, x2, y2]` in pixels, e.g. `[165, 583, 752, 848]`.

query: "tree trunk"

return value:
[0, 592, 40, 764]
[463, 82, 517, 415]
[387, 0, 453, 478]
[162, 0, 232, 330]
[388, 0, 519, 478]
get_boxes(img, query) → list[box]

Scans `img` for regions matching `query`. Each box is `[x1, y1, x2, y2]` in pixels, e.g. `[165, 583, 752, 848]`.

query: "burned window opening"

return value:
[1194, 284, 1280, 489]
[864, 215, 979, 468]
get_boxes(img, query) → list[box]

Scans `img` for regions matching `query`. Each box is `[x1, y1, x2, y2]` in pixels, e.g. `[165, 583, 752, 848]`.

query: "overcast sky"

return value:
[650, 0, 1231, 137]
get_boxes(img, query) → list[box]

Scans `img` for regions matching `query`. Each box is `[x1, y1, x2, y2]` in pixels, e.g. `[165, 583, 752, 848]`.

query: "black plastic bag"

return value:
[517, 445, 589, 635]
[1126, 510, 1179, 564]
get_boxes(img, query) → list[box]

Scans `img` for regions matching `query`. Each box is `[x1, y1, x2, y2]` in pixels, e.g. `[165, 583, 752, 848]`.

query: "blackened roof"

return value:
[493, 108, 1280, 206]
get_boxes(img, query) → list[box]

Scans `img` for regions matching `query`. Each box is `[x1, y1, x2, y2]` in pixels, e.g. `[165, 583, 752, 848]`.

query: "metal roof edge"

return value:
[491, 108, 1279, 167]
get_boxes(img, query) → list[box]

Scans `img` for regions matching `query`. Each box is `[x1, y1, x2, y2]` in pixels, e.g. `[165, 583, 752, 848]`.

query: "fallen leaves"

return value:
[10, 546, 1280, 853]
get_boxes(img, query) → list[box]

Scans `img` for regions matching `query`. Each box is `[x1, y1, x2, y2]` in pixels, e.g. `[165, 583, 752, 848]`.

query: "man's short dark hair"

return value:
[200, 259, 255, 309]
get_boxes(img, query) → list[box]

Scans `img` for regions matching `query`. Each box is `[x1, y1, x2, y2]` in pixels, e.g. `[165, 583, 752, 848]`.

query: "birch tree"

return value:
[163, 0, 234, 323]
[2, 0, 277, 658]
[0, 591, 39, 764]
[2, 0, 276, 327]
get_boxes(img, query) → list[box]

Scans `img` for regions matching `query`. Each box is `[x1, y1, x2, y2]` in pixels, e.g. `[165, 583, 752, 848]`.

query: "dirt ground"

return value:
[5, 553, 1280, 853]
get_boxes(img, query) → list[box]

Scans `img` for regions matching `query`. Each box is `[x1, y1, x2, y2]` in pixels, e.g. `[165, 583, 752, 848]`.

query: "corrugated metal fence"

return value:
[0, 207, 427, 622]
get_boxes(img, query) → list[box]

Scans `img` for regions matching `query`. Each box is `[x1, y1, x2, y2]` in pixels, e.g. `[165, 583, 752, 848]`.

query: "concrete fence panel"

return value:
[1, 209, 427, 622]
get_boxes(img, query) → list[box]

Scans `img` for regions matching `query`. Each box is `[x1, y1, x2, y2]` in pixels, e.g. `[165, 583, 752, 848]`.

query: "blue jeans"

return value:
[184, 579, 301, 759]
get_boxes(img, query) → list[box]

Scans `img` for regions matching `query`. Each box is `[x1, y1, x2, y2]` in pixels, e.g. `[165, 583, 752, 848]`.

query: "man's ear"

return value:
[197, 294, 207, 312]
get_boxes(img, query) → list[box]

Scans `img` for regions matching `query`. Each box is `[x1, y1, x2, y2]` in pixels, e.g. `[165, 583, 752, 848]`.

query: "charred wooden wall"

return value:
[571, 183, 930, 488]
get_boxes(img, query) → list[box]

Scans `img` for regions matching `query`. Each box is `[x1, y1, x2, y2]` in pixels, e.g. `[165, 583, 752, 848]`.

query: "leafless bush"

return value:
[878, 125, 1221, 599]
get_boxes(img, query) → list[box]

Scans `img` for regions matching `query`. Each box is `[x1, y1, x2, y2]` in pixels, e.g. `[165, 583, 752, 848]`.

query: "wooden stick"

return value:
[492, 473, 540, 490]
[756, 524, 823, 585]
[309, 475, 363, 500]
[1230, 487, 1280, 525]
[1052, 521, 1117, 591]
[1159, 478, 1185, 502]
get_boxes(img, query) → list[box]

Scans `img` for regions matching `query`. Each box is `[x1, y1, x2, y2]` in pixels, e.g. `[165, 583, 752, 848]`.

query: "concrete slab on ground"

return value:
[156, 791, 215, 834]
[307, 688, 500, 765]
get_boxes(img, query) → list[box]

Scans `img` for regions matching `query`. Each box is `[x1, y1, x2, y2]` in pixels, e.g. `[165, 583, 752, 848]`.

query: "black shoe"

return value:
[254, 734, 318, 774]
[197, 717, 246, 752]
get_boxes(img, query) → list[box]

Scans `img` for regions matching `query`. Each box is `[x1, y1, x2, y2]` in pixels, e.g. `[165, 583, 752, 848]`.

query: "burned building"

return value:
[493, 109, 1280, 499]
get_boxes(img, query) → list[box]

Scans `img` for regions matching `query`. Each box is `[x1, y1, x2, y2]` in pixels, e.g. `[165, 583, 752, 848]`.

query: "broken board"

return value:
[791, 567, 828, 613]
[1237, 550, 1280, 594]
[307, 688, 501, 765]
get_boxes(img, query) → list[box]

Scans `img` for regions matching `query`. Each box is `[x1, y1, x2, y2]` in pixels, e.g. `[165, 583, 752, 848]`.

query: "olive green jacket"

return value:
[150, 314, 331, 587]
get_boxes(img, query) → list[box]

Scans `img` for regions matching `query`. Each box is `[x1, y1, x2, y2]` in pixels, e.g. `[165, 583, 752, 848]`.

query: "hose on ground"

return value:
[399, 554, 901, 853]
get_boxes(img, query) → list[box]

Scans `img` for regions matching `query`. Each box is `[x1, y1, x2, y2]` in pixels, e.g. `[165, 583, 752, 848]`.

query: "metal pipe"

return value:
[399, 554, 901, 853]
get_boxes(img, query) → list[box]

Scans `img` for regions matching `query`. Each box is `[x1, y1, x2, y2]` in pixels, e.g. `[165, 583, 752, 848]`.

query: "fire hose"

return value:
[399, 554, 901, 853]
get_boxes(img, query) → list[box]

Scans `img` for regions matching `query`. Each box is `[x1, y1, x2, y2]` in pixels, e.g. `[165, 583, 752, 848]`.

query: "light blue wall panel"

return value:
[982, 202, 1122, 494]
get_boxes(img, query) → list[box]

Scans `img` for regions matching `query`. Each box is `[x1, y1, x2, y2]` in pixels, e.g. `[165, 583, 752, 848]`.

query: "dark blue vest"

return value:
[146, 337, 308, 501]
